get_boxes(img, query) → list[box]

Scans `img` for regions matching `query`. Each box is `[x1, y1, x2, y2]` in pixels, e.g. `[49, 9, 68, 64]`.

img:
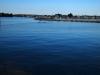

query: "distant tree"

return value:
[9, 13, 13, 17]
[68, 13, 73, 18]
[0, 12, 13, 17]
[55, 14, 62, 18]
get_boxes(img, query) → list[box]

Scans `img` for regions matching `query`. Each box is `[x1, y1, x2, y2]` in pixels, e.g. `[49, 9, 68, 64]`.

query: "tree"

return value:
[55, 14, 62, 18]
[68, 13, 73, 18]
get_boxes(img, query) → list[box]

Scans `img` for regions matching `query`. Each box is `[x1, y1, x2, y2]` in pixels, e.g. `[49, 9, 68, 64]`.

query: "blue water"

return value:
[0, 17, 100, 75]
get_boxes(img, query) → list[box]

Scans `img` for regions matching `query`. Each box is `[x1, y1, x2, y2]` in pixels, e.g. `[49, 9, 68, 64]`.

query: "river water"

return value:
[0, 17, 100, 75]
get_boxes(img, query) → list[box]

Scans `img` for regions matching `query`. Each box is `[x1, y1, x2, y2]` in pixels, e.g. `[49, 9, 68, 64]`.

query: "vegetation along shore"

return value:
[1, 12, 100, 23]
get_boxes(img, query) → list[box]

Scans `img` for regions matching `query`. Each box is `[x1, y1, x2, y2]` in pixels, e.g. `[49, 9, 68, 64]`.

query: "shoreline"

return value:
[1, 16, 100, 23]
[34, 18, 100, 23]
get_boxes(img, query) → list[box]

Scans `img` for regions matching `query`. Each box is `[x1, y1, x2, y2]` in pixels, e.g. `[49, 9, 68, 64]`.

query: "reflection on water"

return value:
[0, 17, 100, 75]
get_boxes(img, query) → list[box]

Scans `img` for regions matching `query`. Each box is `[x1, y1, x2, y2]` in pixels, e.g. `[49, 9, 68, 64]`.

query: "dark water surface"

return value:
[0, 17, 100, 75]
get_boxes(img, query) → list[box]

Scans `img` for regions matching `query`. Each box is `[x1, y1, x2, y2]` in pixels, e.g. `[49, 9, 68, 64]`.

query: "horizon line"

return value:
[1, 12, 100, 16]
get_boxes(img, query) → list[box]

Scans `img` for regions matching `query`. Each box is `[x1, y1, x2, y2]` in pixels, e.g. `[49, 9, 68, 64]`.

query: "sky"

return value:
[0, 0, 100, 15]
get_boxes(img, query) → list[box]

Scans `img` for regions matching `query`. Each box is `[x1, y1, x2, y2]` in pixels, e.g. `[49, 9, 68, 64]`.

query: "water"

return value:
[0, 17, 100, 75]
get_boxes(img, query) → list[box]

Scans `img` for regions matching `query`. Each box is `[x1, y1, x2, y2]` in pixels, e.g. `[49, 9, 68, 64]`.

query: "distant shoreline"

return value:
[1, 12, 100, 23]
[1, 16, 100, 23]
[34, 18, 100, 23]
[34, 13, 100, 23]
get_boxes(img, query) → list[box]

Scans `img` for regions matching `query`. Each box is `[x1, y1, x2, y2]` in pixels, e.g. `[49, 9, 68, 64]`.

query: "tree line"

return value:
[0, 13, 13, 17]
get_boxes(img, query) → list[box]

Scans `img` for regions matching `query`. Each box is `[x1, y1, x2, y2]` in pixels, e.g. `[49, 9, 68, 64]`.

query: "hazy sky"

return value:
[0, 0, 100, 15]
